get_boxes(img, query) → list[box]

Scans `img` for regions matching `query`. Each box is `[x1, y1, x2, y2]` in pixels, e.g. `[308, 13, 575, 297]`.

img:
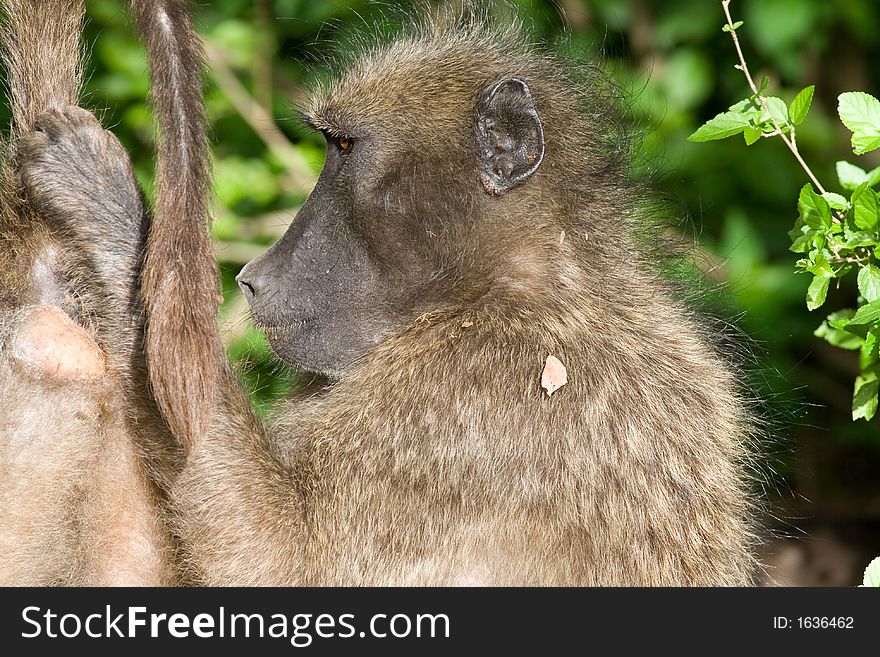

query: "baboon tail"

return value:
[130, 0, 220, 451]
[0, 0, 85, 137]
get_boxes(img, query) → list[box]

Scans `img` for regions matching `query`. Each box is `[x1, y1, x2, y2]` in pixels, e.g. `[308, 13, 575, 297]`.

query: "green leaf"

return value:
[842, 300, 880, 337]
[789, 85, 814, 126]
[856, 135, 880, 155]
[728, 98, 763, 129]
[853, 370, 879, 421]
[722, 20, 744, 33]
[829, 308, 858, 330]
[853, 185, 880, 231]
[687, 111, 751, 142]
[863, 556, 880, 587]
[851, 301, 880, 325]
[867, 166, 880, 188]
[858, 264, 880, 302]
[757, 75, 769, 96]
[815, 310, 863, 350]
[836, 161, 868, 191]
[838, 92, 880, 155]
[822, 192, 848, 210]
[807, 251, 834, 278]
[743, 126, 762, 145]
[729, 97, 761, 114]
[761, 96, 790, 129]
[806, 273, 830, 310]
[862, 328, 880, 367]
[844, 232, 876, 249]
[798, 184, 832, 229]
[789, 230, 815, 253]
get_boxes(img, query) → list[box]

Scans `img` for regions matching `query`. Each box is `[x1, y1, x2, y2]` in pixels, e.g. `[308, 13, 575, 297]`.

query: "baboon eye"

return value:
[322, 130, 354, 155]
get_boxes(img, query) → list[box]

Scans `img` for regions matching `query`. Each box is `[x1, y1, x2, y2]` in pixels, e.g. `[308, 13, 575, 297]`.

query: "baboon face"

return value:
[237, 58, 545, 376]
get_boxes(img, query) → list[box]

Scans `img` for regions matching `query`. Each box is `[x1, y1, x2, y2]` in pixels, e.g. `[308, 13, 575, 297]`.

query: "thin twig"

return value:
[205, 41, 316, 194]
[829, 256, 870, 265]
[828, 246, 872, 266]
[721, 1, 835, 211]
[253, 0, 275, 112]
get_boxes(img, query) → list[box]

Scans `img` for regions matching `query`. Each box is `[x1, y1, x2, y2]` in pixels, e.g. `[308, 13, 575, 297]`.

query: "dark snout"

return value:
[235, 257, 266, 305]
[236, 202, 321, 309]
[236, 226, 305, 309]
[232, 183, 393, 375]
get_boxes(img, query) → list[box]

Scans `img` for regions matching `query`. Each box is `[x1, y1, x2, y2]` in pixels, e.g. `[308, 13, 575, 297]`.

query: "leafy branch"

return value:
[718, 0, 828, 198]
[690, 0, 880, 421]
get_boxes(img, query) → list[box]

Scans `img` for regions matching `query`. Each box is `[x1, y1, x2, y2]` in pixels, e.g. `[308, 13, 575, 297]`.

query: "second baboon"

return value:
[0, 0, 212, 584]
[14, 6, 759, 585]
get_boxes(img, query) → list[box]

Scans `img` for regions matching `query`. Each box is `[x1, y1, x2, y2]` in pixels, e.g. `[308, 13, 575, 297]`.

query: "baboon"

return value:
[0, 0, 211, 584]
[9, 5, 759, 585]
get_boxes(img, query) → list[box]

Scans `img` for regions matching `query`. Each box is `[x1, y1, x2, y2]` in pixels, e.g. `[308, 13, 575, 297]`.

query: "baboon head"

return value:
[237, 18, 618, 377]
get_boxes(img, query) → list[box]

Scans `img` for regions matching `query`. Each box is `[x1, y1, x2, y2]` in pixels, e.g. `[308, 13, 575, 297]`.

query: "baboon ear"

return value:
[475, 78, 545, 195]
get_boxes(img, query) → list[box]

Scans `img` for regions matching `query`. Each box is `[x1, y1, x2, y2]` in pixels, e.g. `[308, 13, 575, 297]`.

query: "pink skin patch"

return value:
[12, 306, 106, 379]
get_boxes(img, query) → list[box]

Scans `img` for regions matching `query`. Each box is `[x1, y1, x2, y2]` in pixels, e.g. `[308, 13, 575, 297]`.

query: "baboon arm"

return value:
[171, 371, 305, 585]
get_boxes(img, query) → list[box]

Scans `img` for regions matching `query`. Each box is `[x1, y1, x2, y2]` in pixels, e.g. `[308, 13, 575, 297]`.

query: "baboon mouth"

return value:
[255, 319, 314, 342]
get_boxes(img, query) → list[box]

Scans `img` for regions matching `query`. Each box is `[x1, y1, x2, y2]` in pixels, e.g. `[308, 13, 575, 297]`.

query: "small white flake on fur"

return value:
[541, 354, 567, 397]
[559, 230, 565, 244]
[461, 320, 473, 327]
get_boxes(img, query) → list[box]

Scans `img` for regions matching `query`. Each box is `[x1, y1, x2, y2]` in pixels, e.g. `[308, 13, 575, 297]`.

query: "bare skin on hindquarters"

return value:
[0, 304, 173, 585]
[148, 10, 756, 585]
[0, 0, 211, 584]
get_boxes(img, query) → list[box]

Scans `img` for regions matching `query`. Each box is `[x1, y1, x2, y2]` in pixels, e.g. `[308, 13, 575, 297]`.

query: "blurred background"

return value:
[3, 0, 879, 585]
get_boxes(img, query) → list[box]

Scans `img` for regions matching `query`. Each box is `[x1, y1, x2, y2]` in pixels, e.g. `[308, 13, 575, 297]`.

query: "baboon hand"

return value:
[18, 106, 143, 234]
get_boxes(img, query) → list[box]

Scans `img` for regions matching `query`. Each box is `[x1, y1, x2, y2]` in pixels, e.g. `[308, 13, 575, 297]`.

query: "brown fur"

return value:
[157, 10, 760, 585]
[0, 0, 83, 137]
[132, 0, 221, 452]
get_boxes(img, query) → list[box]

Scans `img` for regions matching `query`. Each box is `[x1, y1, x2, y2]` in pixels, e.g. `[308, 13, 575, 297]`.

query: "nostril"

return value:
[237, 276, 257, 302]
[237, 258, 267, 304]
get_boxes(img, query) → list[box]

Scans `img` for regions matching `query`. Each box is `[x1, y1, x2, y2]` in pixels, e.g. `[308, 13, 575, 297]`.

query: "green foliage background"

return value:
[2, 0, 879, 573]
